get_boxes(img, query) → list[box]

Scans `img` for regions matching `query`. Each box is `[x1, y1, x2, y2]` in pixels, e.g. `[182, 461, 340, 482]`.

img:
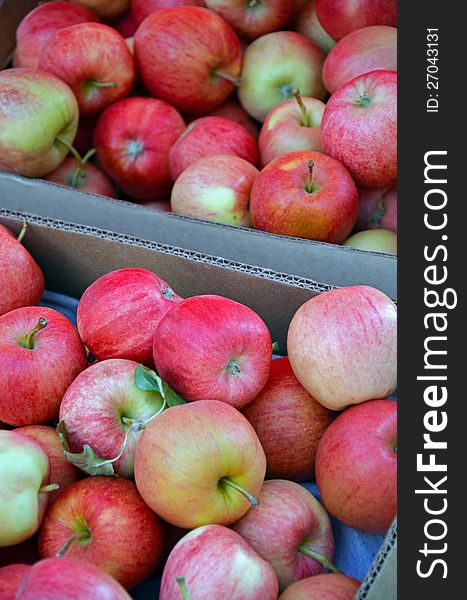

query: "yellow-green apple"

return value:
[205, 0, 295, 39]
[186, 96, 260, 140]
[0, 564, 31, 600]
[0, 431, 56, 547]
[15, 426, 81, 503]
[258, 91, 325, 166]
[316, 0, 397, 41]
[45, 157, 118, 198]
[0, 69, 78, 178]
[356, 187, 397, 233]
[94, 97, 186, 200]
[132, 0, 206, 26]
[321, 70, 397, 189]
[38, 477, 165, 589]
[287, 286, 397, 410]
[15, 557, 132, 599]
[0, 224, 44, 316]
[160, 525, 279, 599]
[232, 480, 336, 590]
[38, 23, 135, 116]
[59, 359, 165, 478]
[70, 0, 131, 19]
[242, 357, 334, 481]
[13, 1, 100, 69]
[323, 26, 397, 93]
[279, 573, 361, 599]
[171, 155, 258, 226]
[0, 307, 87, 426]
[293, 0, 335, 54]
[153, 295, 272, 408]
[169, 116, 258, 181]
[316, 399, 397, 533]
[250, 151, 358, 242]
[77, 267, 183, 364]
[134, 400, 267, 528]
[135, 7, 241, 114]
[238, 31, 325, 122]
[343, 229, 397, 254]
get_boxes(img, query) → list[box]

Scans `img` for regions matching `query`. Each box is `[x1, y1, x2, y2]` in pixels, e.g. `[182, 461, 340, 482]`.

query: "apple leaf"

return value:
[134, 364, 186, 407]
[162, 382, 187, 407]
[56, 421, 115, 477]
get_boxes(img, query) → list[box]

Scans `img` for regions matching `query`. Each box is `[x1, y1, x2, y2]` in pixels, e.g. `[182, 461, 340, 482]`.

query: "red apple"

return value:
[0, 224, 44, 316]
[160, 525, 279, 599]
[132, 0, 206, 26]
[316, 399, 397, 533]
[13, 1, 100, 70]
[134, 7, 241, 114]
[94, 97, 186, 200]
[250, 151, 358, 243]
[356, 187, 397, 233]
[232, 479, 336, 590]
[287, 285, 397, 410]
[134, 400, 267, 528]
[138, 198, 172, 212]
[343, 229, 397, 254]
[279, 573, 361, 599]
[0, 306, 87, 426]
[323, 26, 397, 93]
[45, 157, 118, 198]
[70, 0, 131, 19]
[293, 0, 336, 54]
[321, 70, 397, 189]
[0, 564, 31, 600]
[187, 96, 260, 140]
[316, 0, 397, 41]
[77, 267, 183, 364]
[259, 91, 325, 166]
[73, 114, 98, 156]
[242, 357, 334, 481]
[109, 11, 138, 37]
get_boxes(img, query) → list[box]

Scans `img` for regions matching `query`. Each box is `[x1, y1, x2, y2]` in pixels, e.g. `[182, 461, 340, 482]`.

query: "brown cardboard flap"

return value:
[0, 0, 38, 66]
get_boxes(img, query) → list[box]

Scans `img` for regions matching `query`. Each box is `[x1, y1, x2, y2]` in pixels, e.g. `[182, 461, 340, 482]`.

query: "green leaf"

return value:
[134, 364, 187, 407]
[162, 382, 187, 407]
[56, 421, 115, 477]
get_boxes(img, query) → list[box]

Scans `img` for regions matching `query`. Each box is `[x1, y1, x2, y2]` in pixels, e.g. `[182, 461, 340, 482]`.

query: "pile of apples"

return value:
[0, 0, 397, 253]
[0, 221, 397, 599]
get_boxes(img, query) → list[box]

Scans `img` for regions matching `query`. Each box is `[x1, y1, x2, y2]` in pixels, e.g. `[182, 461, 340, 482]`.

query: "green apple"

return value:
[343, 229, 397, 254]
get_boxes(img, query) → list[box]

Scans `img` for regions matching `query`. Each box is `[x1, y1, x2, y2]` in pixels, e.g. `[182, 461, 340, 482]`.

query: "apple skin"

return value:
[45, 157, 118, 198]
[293, 0, 335, 55]
[259, 96, 325, 166]
[153, 295, 272, 408]
[94, 97, 186, 200]
[242, 357, 334, 481]
[287, 285, 397, 410]
[160, 525, 279, 600]
[73, 114, 98, 156]
[316, 0, 397, 41]
[0, 306, 88, 426]
[135, 7, 241, 114]
[13, 1, 100, 70]
[186, 96, 260, 140]
[232, 479, 335, 591]
[0, 564, 31, 600]
[250, 151, 358, 243]
[356, 187, 397, 233]
[279, 573, 361, 600]
[77, 267, 183, 365]
[134, 400, 267, 528]
[15, 557, 132, 599]
[132, 0, 205, 26]
[321, 70, 397, 189]
[109, 11, 138, 38]
[343, 229, 397, 254]
[171, 155, 258, 226]
[138, 198, 172, 212]
[70, 0, 130, 19]
[0, 69, 79, 178]
[0, 224, 44, 316]
[316, 399, 397, 533]
[323, 26, 397, 93]
[238, 31, 325, 123]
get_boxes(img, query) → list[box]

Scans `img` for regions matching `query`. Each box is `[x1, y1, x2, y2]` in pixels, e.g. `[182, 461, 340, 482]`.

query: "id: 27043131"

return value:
[426, 28, 439, 113]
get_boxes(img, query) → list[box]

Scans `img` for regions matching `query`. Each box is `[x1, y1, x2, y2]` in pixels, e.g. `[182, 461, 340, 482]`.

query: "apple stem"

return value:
[298, 544, 343, 574]
[292, 89, 310, 127]
[39, 483, 60, 494]
[213, 69, 243, 87]
[21, 317, 48, 349]
[56, 530, 90, 558]
[55, 135, 82, 165]
[306, 160, 314, 193]
[220, 478, 259, 507]
[176, 577, 191, 600]
[70, 148, 97, 188]
[16, 221, 28, 244]
[369, 199, 385, 226]
[89, 80, 118, 88]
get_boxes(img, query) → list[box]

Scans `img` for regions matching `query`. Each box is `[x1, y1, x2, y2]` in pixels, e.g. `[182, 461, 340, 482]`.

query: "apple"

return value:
[232, 479, 336, 591]
[250, 151, 358, 243]
[15, 557, 132, 599]
[160, 525, 278, 599]
[70, 0, 131, 19]
[45, 157, 118, 198]
[73, 114, 98, 156]
[38, 23, 135, 116]
[0, 223, 44, 316]
[287, 285, 397, 410]
[109, 11, 138, 38]
[258, 90, 325, 166]
[242, 357, 334, 481]
[77, 267, 183, 364]
[187, 96, 260, 140]
[132, 0, 206, 26]
[138, 199, 172, 212]
[343, 229, 397, 254]
[323, 26, 397, 93]
[316, 0, 397, 41]
[0, 431, 55, 547]
[316, 399, 397, 533]
[153, 295, 272, 408]
[0, 306, 87, 426]
[293, 0, 335, 54]
[0, 564, 31, 600]
[94, 97, 186, 200]
[134, 400, 267, 528]
[171, 155, 258, 226]
[0, 69, 79, 178]
[13, 1, 100, 70]
[279, 573, 361, 599]
[356, 187, 397, 233]
[238, 31, 325, 123]
[321, 70, 397, 189]
[204, 0, 295, 39]
[134, 7, 242, 114]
